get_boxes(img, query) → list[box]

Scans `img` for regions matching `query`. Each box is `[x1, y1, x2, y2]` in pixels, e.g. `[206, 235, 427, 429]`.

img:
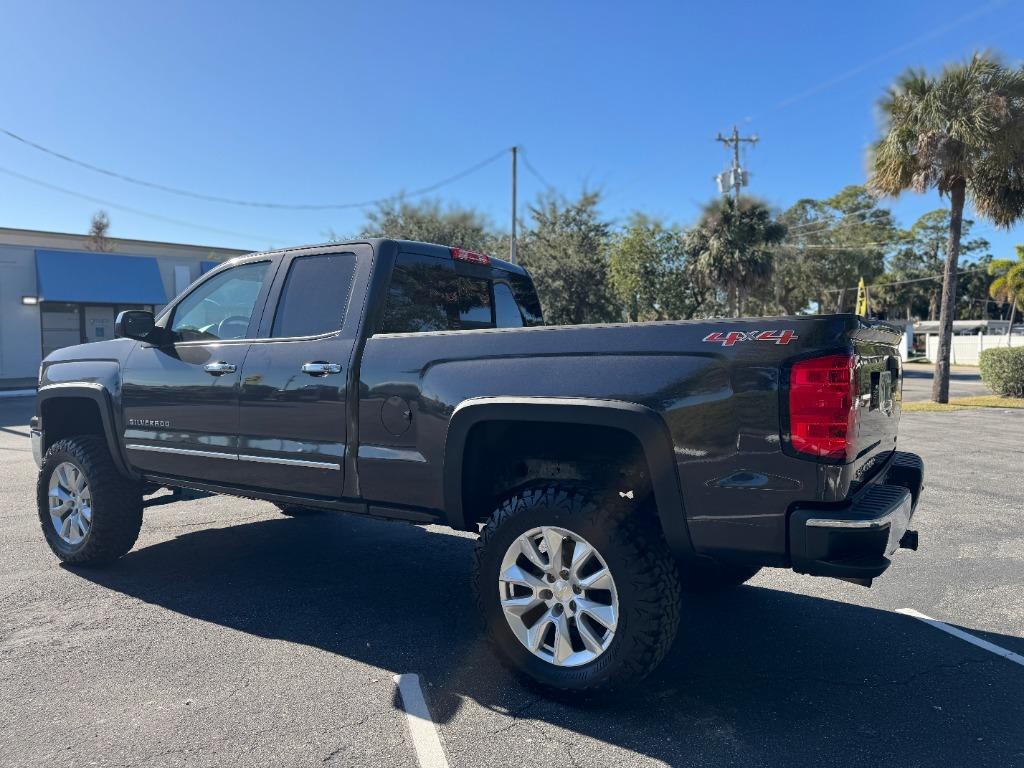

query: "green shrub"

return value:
[979, 346, 1024, 397]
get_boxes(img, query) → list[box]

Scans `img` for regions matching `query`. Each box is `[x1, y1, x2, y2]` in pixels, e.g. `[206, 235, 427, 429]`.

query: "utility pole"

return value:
[510, 146, 518, 264]
[715, 125, 758, 199]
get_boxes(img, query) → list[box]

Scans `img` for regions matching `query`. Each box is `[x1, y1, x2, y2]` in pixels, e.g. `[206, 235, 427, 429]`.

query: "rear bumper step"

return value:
[789, 451, 924, 583]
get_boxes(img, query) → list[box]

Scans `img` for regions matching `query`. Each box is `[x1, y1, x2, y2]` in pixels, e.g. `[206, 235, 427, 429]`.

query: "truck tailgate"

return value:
[849, 323, 904, 488]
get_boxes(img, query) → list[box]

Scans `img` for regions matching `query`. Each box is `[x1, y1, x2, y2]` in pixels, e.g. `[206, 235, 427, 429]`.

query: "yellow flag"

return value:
[855, 277, 868, 316]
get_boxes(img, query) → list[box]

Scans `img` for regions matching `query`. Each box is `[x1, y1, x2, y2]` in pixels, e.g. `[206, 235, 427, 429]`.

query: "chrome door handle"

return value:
[203, 361, 237, 376]
[301, 361, 342, 376]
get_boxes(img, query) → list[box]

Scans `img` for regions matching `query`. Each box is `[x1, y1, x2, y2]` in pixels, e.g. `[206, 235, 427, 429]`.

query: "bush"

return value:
[979, 347, 1024, 397]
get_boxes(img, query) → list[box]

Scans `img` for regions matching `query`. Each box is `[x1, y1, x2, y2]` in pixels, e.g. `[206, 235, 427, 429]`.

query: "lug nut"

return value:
[545, 573, 555, 583]
[552, 604, 564, 616]
[569, 600, 577, 612]
[539, 589, 553, 600]
[559, 568, 570, 579]
[572, 584, 582, 595]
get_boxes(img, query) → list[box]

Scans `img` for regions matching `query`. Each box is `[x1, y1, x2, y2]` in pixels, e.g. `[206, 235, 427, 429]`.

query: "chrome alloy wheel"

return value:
[498, 526, 619, 667]
[47, 461, 93, 546]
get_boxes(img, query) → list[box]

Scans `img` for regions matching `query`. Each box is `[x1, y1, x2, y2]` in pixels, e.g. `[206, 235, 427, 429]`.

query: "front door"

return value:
[121, 259, 274, 484]
[236, 250, 360, 497]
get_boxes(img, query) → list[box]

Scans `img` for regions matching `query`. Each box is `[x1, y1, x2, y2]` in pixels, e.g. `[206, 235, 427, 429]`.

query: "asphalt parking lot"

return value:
[901, 362, 990, 401]
[1, 396, 1022, 767]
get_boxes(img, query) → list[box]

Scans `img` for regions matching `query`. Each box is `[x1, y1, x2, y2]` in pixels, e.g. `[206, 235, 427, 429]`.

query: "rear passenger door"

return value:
[236, 247, 366, 497]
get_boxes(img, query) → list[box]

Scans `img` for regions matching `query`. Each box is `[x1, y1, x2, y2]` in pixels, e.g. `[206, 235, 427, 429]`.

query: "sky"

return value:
[1, 0, 1023, 260]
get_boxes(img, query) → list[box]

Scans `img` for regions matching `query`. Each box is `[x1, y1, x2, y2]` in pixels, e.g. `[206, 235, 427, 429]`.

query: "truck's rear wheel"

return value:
[36, 436, 143, 565]
[473, 483, 681, 694]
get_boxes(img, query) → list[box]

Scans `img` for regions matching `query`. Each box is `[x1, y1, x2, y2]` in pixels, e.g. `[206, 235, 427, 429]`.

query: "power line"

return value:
[782, 203, 1003, 244]
[0, 127, 509, 210]
[783, 199, 1002, 238]
[821, 265, 989, 294]
[771, 240, 905, 251]
[519, 148, 554, 191]
[766, 0, 1009, 113]
[0, 165, 280, 244]
[784, 204, 885, 235]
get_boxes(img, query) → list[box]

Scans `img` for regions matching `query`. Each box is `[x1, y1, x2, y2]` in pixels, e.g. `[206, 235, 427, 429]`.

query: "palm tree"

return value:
[868, 53, 1024, 402]
[685, 196, 787, 317]
[989, 245, 1024, 336]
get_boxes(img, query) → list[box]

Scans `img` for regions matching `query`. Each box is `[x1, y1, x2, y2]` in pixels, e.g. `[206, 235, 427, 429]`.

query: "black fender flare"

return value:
[442, 396, 694, 557]
[36, 383, 135, 479]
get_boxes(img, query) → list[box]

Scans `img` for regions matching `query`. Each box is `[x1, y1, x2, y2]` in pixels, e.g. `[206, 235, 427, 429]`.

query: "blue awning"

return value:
[35, 249, 167, 304]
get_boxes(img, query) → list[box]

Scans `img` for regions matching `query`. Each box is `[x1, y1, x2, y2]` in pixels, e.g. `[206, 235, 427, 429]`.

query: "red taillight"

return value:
[451, 247, 490, 265]
[788, 353, 858, 460]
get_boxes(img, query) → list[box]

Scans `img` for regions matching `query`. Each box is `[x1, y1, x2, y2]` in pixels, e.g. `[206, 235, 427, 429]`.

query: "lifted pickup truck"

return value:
[32, 239, 923, 693]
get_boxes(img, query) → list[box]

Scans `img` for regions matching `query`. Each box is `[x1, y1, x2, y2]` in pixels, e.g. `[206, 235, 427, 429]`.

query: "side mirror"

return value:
[115, 310, 162, 343]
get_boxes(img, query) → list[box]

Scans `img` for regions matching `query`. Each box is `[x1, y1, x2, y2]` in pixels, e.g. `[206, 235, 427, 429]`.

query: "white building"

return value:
[0, 227, 248, 388]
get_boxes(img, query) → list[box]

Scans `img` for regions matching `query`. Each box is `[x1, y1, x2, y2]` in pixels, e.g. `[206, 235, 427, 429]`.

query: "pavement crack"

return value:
[486, 693, 544, 735]
[321, 712, 394, 764]
[522, 720, 586, 768]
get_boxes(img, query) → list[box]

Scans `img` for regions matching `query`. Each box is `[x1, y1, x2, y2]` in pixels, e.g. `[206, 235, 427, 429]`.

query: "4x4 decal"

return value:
[702, 329, 798, 347]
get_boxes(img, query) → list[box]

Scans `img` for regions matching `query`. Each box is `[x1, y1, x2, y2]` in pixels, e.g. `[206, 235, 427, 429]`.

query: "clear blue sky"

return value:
[1, 0, 1022, 259]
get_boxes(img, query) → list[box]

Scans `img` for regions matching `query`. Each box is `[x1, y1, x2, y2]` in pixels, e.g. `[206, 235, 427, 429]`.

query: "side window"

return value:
[379, 256, 457, 333]
[509, 274, 545, 326]
[455, 277, 493, 329]
[493, 282, 525, 328]
[272, 253, 356, 338]
[380, 255, 522, 334]
[170, 261, 270, 341]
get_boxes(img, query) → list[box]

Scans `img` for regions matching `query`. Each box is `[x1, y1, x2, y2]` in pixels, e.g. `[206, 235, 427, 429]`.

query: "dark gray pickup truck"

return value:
[31, 238, 923, 693]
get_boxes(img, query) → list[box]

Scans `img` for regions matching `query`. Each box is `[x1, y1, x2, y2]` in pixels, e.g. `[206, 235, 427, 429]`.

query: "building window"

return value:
[40, 302, 154, 358]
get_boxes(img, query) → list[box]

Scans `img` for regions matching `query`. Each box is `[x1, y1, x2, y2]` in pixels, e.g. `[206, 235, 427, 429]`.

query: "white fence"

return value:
[925, 333, 1020, 366]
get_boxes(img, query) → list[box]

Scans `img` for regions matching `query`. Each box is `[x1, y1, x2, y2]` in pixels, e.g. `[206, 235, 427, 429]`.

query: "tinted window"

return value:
[379, 256, 456, 333]
[455, 277, 493, 329]
[508, 274, 544, 326]
[272, 253, 355, 338]
[493, 282, 524, 328]
[171, 261, 269, 341]
[379, 255, 544, 334]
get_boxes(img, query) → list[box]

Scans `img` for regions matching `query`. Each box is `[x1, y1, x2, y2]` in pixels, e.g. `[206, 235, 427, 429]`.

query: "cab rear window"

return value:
[378, 254, 543, 334]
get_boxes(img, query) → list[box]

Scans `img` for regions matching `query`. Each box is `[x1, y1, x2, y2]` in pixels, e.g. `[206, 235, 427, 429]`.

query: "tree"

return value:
[775, 186, 897, 314]
[685, 196, 786, 317]
[989, 245, 1024, 335]
[86, 210, 112, 252]
[608, 214, 702, 321]
[868, 53, 1024, 402]
[872, 210, 990, 320]
[359, 197, 498, 253]
[518, 191, 619, 325]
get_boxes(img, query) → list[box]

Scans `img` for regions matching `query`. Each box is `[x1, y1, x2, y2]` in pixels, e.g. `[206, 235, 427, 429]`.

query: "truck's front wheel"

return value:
[473, 483, 681, 694]
[36, 437, 143, 565]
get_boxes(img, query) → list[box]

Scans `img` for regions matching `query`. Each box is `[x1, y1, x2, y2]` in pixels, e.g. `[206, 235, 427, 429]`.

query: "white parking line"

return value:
[394, 673, 450, 768]
[897, 608, 1024, 667]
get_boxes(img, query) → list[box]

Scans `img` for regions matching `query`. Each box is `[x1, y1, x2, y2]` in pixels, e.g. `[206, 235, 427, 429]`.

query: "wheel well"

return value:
[41, 397, 106, 453]
[459, 421, 654, 527]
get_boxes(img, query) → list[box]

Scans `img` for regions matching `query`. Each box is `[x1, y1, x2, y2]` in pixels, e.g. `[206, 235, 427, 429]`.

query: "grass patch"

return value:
[903, 401, 963, 412]
[903, 395, 1024, 412]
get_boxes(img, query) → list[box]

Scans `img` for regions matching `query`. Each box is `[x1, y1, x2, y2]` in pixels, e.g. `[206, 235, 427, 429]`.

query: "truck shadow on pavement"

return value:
[0, 397, 34, 434]
[73, 510, 1024, 767]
